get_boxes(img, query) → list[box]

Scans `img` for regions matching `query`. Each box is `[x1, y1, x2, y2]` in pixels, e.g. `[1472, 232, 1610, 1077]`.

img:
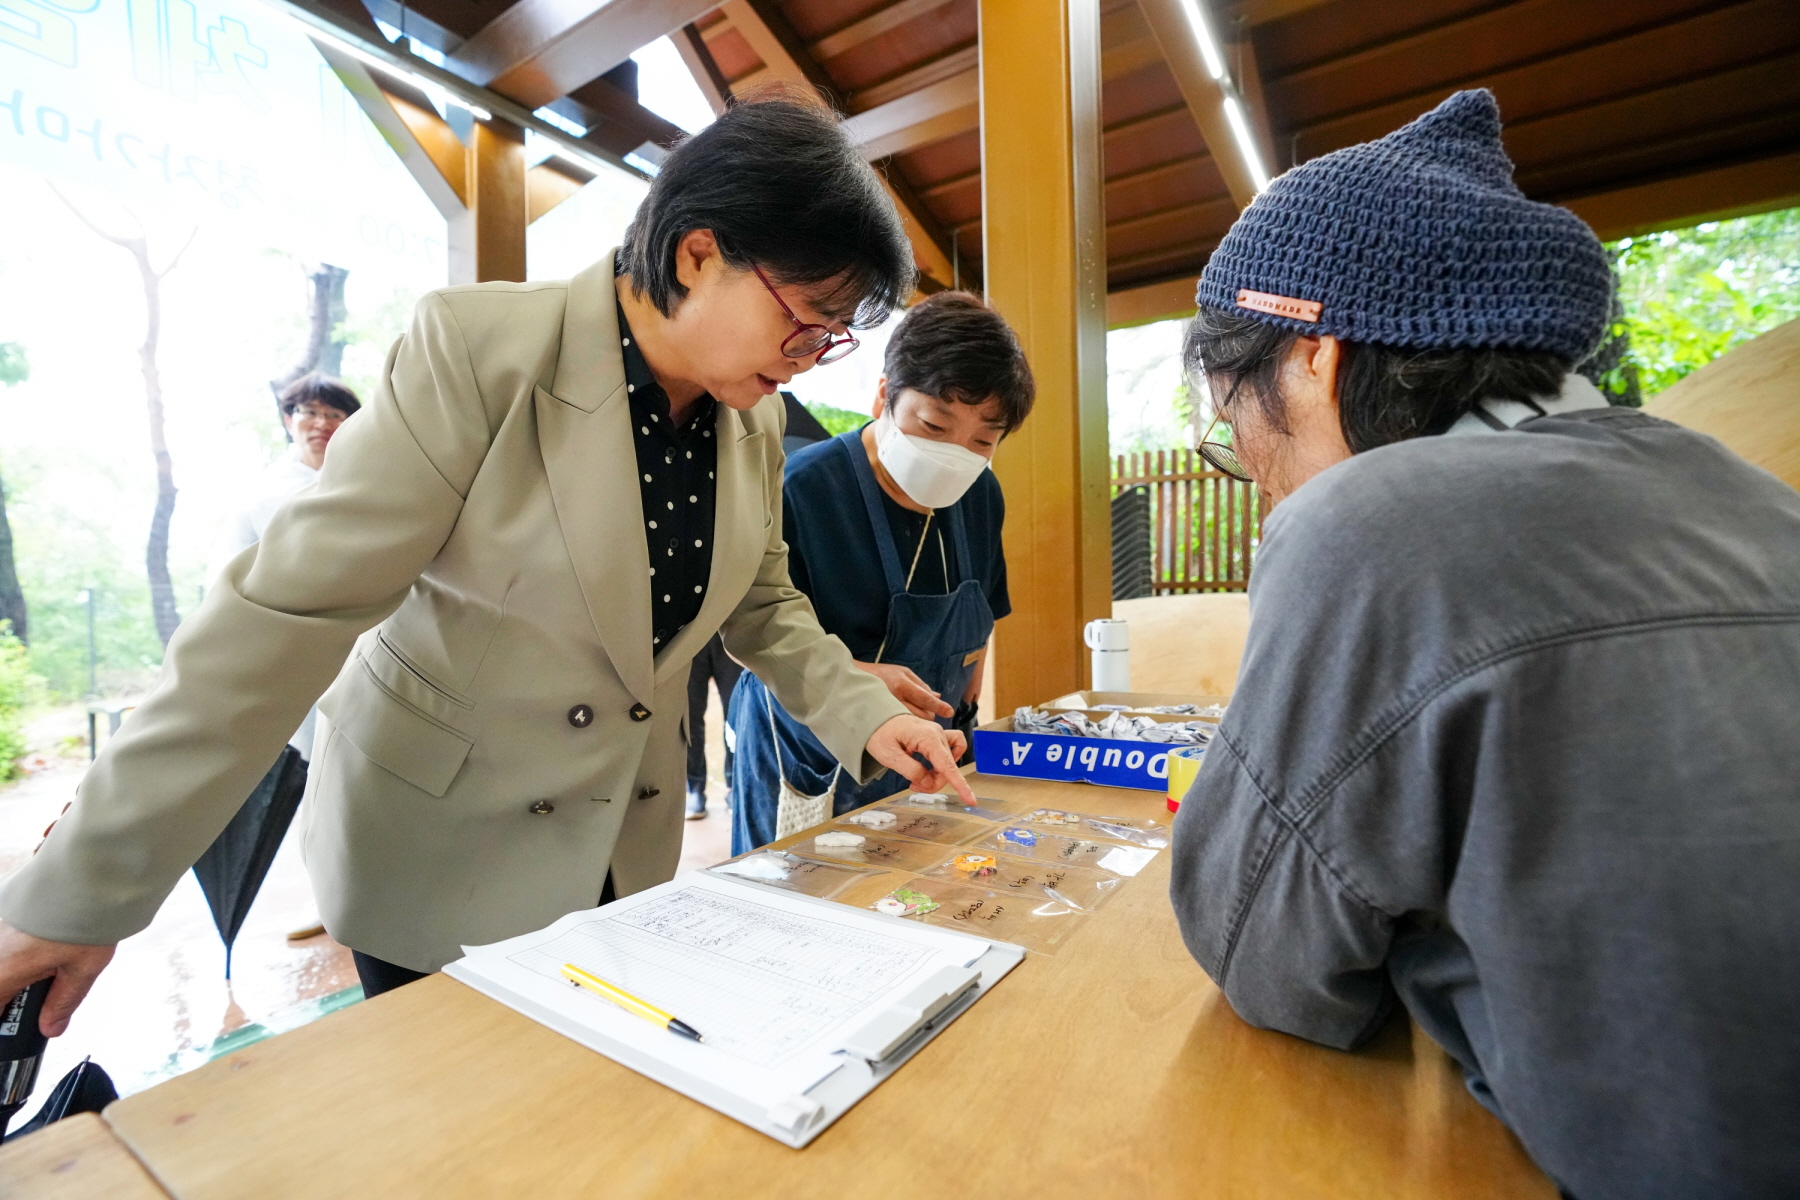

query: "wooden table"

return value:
[0, 1112, 169, 1198]
[96, 773, 1553, 1199]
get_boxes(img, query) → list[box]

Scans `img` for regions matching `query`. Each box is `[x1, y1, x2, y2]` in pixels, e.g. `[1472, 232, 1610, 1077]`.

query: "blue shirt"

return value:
[781, 427, 1010, 662]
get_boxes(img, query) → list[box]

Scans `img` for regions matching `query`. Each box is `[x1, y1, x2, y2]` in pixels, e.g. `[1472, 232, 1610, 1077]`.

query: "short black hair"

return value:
[1183, 306, 1569, 454]
[619, 91, 915, 330]
[277, 372, 360, 418]
[883, 291, 1035, 434]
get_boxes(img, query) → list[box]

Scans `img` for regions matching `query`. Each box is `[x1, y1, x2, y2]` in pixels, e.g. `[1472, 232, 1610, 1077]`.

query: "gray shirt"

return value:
[1170, 400, 1800, 1200]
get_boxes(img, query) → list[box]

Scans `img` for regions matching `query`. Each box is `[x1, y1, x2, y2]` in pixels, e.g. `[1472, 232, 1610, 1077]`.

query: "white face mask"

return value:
[872, 410, 990, 509]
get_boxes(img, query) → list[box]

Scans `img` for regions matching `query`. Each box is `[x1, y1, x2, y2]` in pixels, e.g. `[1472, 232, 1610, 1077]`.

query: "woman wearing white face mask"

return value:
[727, 292, 1035, 853]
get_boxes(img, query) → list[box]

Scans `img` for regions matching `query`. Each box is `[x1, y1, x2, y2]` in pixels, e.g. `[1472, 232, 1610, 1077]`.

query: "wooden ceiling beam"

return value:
[449, 0, 719, 110]
[527, 160, 594, 223]
[810, 0, 959, 63]
[1270, 0, 1753, 132]
[675, 21, 734, 108]
[886, 165, 973, 291]
[852, 44, 977, 110]
[1227, 17, 1281, 175]
[840, 67, 978, 159]
[318, 43, 467, 217]
[1105, 195, 1238, 239]
[1108, 234, 1222, 276]
[707, 0, 960, 290]
[1105, 101, 1191, 139]
[724, 0, 841, 99]
[922, 167, 981, 200]
[1100, 3, 1164, 79]
[565, 74, 686, 156]
[1106, 274, 1200, 328]
[1222, 0, 1334, 27]
[1106, 152, 1214, 194]
[1560, 148, 1800, 242]
[1135, 0, 1262, 208]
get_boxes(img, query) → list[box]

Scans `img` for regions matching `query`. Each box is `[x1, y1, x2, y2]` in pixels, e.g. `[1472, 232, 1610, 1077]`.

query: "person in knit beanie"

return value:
[1169, 91, 1800, 1200]
[1185, 88, 1616, 503]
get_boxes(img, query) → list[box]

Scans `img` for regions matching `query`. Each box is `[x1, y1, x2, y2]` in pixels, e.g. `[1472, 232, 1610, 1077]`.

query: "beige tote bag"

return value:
[765, 686, 840, 840]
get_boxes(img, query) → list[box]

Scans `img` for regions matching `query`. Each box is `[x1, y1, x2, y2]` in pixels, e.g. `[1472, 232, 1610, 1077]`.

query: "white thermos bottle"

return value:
[1083, 618, 1130, 692]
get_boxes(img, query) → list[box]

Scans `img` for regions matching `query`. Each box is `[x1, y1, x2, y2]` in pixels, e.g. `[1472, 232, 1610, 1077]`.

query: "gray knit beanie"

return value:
[1195, 89, 1611, 364]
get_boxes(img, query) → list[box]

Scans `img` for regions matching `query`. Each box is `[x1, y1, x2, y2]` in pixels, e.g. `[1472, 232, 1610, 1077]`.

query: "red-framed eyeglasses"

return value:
[752, 265, 860, 365]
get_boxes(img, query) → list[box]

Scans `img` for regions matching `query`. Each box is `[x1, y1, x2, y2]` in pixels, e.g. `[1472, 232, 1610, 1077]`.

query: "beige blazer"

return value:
[0, 252, 905, 971]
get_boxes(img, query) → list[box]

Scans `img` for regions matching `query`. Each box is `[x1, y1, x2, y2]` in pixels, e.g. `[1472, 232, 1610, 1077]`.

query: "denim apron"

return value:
[729, 431, 996, 853]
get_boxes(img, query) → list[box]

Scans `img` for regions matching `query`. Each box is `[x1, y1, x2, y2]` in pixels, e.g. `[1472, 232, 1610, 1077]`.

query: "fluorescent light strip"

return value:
[1172, 0, 1269, 195]
[257, 0, 627, 179]
[1178, 0, 1226, 81]
[1223, 95, 1269, 192]
[303, 23, 491, 118]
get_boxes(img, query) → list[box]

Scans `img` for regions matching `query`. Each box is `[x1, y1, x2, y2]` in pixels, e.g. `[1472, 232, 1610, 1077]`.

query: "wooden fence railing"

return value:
[1113, 449, 1266, 593]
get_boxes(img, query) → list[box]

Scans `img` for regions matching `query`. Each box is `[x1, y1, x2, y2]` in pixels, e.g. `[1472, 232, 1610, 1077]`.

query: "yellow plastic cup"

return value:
[1166, 745, 1206, 813]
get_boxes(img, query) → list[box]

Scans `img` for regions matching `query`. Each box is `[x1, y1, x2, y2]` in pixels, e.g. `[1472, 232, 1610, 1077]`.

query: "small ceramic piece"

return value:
[950, 853, 999, 879]
[907, 792, 954, 806]
[844, 810, 898, 829]
[1000, 827, 1038, 848]
[1029, 808, 1081, 826]
[721, 853, 790, 881]
[874, 887, 940, 917]
[814, 831, 866, 849]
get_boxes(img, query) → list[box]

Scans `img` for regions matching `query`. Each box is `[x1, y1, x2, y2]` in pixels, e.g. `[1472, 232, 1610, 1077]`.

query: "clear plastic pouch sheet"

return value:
[786, 831, 947, 874]
[867, 878, 1087, 954]
[918, 851, 1124, 912]
[976, 827, 1158, 877]
[834, 806, 989, 847]
[874, 792, 1024, 824]
[1008, 807, 1170, 849]
[707, 850, 882, 898]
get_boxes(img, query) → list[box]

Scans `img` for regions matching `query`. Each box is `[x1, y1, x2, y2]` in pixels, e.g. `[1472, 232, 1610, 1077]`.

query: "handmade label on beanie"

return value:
[1237, 289, 1321, 323]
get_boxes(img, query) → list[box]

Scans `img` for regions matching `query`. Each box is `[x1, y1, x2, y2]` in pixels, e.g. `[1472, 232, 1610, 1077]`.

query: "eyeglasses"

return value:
[751, 265, 860, 365]
[1196, 409, 1253, 483]
[291, 404, 348, 426]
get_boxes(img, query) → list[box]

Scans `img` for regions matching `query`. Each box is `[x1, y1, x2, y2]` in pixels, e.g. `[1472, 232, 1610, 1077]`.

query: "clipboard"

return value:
[443, 873, 1025, 1148]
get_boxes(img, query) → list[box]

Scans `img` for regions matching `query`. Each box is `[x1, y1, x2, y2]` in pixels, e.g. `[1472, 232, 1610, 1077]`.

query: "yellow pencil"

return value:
[560, 963, 705, 1042]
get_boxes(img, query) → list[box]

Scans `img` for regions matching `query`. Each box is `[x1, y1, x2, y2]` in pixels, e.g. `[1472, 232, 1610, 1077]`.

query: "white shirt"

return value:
[211, 444, 321, 758]
[214, 444, 322, 569]
[1443, 373, 1609, 435]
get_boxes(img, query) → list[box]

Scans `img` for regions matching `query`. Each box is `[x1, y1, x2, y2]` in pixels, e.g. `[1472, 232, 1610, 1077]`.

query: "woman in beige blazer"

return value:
[0, 97, 973, 1024]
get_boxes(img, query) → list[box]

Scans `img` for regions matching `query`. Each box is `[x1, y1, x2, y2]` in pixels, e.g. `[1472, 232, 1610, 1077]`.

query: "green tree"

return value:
[803, 402, 869, 437]
[1603, 207, 1800, 398]
[0, 622, 36, 781]
[3, 446, 173, 699]
[0, 341, 28, 643]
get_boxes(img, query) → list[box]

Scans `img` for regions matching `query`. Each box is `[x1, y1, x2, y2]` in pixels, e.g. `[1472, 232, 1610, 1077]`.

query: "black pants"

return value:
[353, 874, 618, 999]
[686, 633, 744, 791]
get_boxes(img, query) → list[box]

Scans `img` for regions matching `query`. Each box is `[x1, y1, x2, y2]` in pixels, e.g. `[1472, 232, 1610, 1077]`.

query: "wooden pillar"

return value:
[979, 0, 1110, 712]
[451, 118, 528, 284]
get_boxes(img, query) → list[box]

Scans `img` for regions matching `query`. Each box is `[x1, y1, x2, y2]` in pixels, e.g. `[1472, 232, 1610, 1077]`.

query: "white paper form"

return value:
[506, 886, 958, 1070]
[449, 872, 995, 1113]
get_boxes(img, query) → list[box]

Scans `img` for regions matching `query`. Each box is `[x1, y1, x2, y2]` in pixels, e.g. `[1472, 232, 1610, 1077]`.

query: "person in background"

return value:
[1169, 89, 1800, 1200]
[213, 374, 361, 760]
[682, 636, 740, 820]
[214, 374, 362, 589]
[728, 293, 1033, 853]
[683, 394, 829, 821]
[210, 373, 360, 940]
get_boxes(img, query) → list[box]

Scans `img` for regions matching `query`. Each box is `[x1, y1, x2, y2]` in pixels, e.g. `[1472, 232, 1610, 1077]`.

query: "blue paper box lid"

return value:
[972, 719, 1200, 792]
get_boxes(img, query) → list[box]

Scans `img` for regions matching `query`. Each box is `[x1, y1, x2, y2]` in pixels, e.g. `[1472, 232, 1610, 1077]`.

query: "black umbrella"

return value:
[192, 745, 308, 977]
